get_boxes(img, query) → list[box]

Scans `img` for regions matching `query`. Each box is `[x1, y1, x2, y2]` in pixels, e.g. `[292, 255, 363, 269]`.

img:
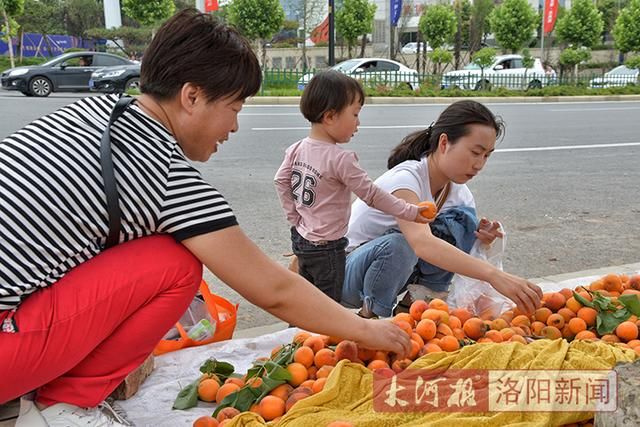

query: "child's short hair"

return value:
[300, 70, 365, 123]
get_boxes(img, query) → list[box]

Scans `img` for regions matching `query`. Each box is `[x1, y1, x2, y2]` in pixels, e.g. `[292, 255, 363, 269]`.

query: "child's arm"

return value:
[337, 152, 428, 223]
[274, 152, 302, 227]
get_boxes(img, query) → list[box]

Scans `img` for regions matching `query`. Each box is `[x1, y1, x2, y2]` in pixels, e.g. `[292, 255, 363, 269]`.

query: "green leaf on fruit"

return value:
[596, 308, 631, 335]
[618, 294, 640, 316]
[199, 358, 235, 379]
[172, 380, 199, 410]
[573, 291, 594, 309]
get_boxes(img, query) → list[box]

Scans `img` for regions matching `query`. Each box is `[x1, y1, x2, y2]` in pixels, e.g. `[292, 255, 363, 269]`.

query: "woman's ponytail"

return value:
[387, 122, 436, 169]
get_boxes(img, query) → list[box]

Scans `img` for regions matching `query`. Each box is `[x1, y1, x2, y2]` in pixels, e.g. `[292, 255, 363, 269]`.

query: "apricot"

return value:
[484, 330, 503, 343]
[367, 359, 390, 370]
[418, 201, 437, 219]
[440, 335, 460, 351]
[357, 347, 376, 363]
[546, 313, 565, 329]
[463, 317, 487, 340]
[574, 330, 597, 341]
[540, 326, 562, 340]
[326, 422, 355, 427]
[303, 335, 326, 354]
[511, 315, 531, 328]
[293, 346, 315, 368]
[314, 348, 338, 368]
[557, 308, 576, 323]
[615, 321, 639, 342]
[215, 383, 240, 403]
[197, 378, 220, 402]
[542, 292, 566, 312]
[316, 365, 334, 378]
[428, 298, 449, 312]
[286, 362, 309, 386]
[216, 407, 240, 423]
[602, 274, 623, 293]
[416, 318, 437, 341]
[394, 312, 416, 328]
[335, 340, 359, 362]
[491, 318, 509, 331]
[577, 307, 598, 327]
[534, 307, 552, 323]
[269, 383, 294, 400]
[509, 335, 527, 344]
[565, 297, 582, 314]
[293, 331, 312, 344]
[312, 377, 327, 393]
[409, 300, 429, 322]
[193, 416, 219, 427]
[568, 317, 587, 334]
[259, 395, 286, 421]
[451, 307, 473, 325]
[392, 319, 413, 336]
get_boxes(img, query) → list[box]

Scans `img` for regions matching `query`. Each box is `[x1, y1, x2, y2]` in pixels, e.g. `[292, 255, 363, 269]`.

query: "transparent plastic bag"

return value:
[161, 296, 215, 341]
[446, 225, 515, 318]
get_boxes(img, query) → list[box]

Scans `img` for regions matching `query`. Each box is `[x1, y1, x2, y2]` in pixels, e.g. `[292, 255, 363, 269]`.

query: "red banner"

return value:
[205, 0, 218, 12]
[543, 0, 558, 34]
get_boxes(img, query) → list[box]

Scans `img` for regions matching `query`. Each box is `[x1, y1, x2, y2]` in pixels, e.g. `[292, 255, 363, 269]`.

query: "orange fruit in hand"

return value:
[418, 201, 437, 219]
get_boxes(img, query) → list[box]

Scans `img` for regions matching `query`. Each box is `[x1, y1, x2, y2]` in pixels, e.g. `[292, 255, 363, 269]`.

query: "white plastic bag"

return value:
[446, 225, 515, 318]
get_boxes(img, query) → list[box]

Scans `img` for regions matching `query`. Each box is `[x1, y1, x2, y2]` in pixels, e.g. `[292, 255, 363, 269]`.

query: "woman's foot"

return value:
[356, 298, 379, 319]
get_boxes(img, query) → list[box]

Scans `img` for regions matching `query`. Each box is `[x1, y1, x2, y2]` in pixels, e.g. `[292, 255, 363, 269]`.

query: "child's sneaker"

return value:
[16, 393, 131, 426]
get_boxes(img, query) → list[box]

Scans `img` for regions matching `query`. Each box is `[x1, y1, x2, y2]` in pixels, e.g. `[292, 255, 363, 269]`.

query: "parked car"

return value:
[441, 54, 549, 91]
[401, 42, 431, 54]
[1, 51, 134, 97]
[298, 58, 420, 91]
[589, 65, 639, 88]
[90, 64, 141, 94]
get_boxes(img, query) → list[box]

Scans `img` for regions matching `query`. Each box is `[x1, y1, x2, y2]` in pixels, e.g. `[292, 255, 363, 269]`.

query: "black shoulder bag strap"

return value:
[100, 95, 135, 249]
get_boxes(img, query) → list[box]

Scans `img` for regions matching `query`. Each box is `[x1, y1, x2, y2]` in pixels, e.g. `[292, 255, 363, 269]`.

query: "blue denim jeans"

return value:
[341, 230, 418, 317]
[291, 227, 348, 302]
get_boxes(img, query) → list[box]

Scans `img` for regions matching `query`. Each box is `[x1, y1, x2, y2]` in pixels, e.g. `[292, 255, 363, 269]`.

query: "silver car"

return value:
[298, 58, 420, 91]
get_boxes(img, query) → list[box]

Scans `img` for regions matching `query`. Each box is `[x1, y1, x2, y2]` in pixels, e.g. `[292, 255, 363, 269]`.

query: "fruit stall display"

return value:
[183, 273, 640, 427]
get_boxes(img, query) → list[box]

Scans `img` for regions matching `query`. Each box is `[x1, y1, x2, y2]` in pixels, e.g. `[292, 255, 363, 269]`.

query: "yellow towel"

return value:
[228, 339, 637, 427]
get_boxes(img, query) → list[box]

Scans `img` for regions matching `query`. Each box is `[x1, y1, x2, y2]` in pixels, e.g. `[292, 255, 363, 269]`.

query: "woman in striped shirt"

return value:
[0, 9, 411, 426]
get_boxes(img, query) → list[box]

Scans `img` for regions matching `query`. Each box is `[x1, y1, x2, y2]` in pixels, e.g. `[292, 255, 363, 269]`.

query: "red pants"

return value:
[0, 235, 202, 407]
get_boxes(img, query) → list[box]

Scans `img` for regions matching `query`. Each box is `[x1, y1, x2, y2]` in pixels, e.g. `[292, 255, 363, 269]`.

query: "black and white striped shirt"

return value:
[0, 94, 237, 312]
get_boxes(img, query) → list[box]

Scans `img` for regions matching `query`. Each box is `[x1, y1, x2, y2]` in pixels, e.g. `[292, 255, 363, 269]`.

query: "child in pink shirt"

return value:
[274, 71, 429, 303]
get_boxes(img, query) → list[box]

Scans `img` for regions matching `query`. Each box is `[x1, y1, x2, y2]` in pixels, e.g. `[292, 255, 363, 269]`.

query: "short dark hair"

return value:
[140, 8, 261, 103]
[387, 100, 504, 169]
[300, 70, 365, 123]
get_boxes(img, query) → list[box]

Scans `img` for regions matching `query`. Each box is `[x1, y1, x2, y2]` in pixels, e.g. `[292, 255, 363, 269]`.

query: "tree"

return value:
[597, 0, 619, 43]
[453, 0, 471, 69]
[429, 47, 452, 75]
[292, 0, 325, 69]
[64, 0, 103, 38]
[469, 0, 493, 54]
[335, 0, 376, 58]
[228, 0, 285, 67]
[419, 4, 456, 51]
[489, 0, 537, 53]
[559, 46, 591, 80]
[613, 0, 640, 54]
[122, 0, 175, 28]
[521, 47, 534, 86]
[626, 55, 640, 69]
[471, 47, 496, 89]
[556, 0, 603, 49]
[15, 0, 63, 59]
[85, 26, 152, 56]
[1, 0, 24, 68]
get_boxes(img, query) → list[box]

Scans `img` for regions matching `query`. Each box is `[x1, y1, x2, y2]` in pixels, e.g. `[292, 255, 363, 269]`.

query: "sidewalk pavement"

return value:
[1, 262, 639, 426]
[246, 94, 640, 105]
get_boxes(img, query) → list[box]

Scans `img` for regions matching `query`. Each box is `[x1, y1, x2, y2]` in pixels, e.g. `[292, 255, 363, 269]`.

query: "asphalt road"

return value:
[2, 91, 639, 329]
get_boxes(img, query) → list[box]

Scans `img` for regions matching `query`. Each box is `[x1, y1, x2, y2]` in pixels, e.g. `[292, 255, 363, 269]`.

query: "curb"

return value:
[234, 263, 640, 339]
[246, 94, 640, 105]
